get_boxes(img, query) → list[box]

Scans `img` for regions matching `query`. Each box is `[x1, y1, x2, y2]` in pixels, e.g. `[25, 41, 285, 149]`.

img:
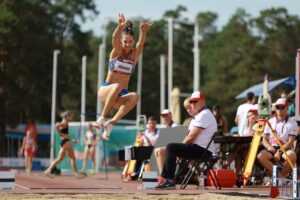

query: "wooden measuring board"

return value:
[243, 120, 265, 185]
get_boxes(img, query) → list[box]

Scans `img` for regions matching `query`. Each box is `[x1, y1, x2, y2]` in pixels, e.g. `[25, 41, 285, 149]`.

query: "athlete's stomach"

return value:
[106, 71, 130, 89]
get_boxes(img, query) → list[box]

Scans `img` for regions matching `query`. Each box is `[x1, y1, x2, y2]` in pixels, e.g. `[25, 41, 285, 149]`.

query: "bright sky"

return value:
[81, 0, 300, 36]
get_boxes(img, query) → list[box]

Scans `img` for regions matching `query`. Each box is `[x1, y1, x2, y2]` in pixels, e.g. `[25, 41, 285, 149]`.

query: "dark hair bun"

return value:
[60, 110, 72, 119]
[124, 20, 134, 36]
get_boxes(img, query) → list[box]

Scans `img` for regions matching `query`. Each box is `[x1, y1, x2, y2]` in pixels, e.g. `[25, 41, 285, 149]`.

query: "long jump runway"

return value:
[11, 172, 270, 197]
[15, 172, 122, 193]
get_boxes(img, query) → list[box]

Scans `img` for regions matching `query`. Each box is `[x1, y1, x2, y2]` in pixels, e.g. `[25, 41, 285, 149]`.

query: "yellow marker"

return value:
[243, 119, 265, 185]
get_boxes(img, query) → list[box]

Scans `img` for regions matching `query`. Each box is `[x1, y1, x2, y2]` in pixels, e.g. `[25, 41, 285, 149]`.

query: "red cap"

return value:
[189, 91, 205, 102]
[274, 98, 288, 106]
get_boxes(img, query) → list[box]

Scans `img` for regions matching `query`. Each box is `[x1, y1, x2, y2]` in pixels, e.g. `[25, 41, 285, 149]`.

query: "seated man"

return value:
[156, 91, 218, 189]
[155, 99, 191, 175]
[160, 109, 178, 128]
[257, 98, 297, 177]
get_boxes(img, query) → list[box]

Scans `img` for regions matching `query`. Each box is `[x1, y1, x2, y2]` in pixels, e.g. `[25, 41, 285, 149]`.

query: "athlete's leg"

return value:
[98, 83, 123, 121]
[45, 147, 66, 174]
[110, 92, 139, 123]
[27, 156, 33, 174]
[24, 153, 29, 174]
[81, 146, 89, 172]
[65, 143, 79, 175]
[90, 147, 96, 172]
[102, 92, 139, 140]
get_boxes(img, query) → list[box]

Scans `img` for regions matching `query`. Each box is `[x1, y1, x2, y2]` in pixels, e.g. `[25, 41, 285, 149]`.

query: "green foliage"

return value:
[0, 0, 98, 130]
[1, 3, 300, 133]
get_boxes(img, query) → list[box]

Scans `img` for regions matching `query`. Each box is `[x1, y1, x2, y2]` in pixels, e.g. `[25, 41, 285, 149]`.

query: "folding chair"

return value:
[176, 133, 221, 190]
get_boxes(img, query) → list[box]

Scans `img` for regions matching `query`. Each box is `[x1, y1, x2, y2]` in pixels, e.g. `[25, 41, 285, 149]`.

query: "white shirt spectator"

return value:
[143, 129, 160, 146]
[188, 108, 218, 153]
[161, 122, 179, 128]
[264, 116, 297, 146]
[236, 103, 254, 135]
[239, 104, 258, 136]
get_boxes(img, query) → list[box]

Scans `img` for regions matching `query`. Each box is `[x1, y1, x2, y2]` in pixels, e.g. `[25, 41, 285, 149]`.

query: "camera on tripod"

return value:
[258, 75, 272, 118]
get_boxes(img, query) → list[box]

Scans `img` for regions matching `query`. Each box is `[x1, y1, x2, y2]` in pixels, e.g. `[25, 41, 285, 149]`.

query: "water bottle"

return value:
[199, 172, 205, 190]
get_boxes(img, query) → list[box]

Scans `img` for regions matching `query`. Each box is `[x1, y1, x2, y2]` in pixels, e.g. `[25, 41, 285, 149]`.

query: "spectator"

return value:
[81, 123, 100, 174]
[143, 116, 160, 146]
[240, 105, 258, 136]
[182, 97, 193, 127]
[235, 92, 256, 135]
[212, 105, 228, 135]
[25, 119, 38, 140]
[160, 109, 178, 128]
[257, 98, 297, 177]
[20, 129, 37, 174]
[233, 106, 258, 176]
[156, 91, 217, 189]
[122, 116, 159, 181]
[155, 99, 192, 175]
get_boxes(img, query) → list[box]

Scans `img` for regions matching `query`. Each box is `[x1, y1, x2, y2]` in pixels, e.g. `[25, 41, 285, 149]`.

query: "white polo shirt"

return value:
[188, 108, 218, 153]
[143, 129, 160, 146]
[236, 103, 254, 135]
[161, 122, 179, 128]
[264, 116, 297, 146]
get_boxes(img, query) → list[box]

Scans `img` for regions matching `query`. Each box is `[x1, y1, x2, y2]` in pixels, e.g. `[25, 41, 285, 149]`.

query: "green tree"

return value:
[0, 0, 98, 155]
[203, 9, 262, 126]
[251, 8, 300, 78]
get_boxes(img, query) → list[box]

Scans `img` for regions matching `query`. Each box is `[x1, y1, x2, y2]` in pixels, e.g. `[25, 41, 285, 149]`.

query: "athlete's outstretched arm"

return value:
[112, 13, 126, 50]
[136, 21, 151, 57]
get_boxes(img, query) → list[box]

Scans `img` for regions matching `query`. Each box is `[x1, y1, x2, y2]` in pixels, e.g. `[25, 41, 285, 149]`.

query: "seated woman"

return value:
[142, 116, 160, 146]
[235, 107, 258, 175]
[212, 105, 228, 136]
[122, 116, 159, 181]
[257, 98, 297, 177]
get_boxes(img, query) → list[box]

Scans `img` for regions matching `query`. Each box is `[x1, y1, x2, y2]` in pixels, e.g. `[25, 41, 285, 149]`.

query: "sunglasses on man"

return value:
[275, 105, 286, 110]
[189, 100, 199, 104]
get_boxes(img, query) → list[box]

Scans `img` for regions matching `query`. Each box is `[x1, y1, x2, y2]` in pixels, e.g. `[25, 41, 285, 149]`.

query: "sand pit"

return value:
[1, 193, 263, 200]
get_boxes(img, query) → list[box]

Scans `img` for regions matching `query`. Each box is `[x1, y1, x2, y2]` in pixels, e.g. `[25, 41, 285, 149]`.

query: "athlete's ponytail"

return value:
[123, 20, 134, 36]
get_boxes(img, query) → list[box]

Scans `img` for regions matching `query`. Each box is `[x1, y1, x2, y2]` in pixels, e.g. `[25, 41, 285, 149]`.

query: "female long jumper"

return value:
[96, 14, 151, 140]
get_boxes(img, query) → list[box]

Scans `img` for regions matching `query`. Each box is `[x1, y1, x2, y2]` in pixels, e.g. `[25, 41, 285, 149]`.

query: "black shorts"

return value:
[60, 138, 70, 147]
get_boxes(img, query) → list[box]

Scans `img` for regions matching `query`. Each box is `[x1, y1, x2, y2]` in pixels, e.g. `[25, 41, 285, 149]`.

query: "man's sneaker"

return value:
[155, 179, 176, 190]
[102, 120, 113, 140]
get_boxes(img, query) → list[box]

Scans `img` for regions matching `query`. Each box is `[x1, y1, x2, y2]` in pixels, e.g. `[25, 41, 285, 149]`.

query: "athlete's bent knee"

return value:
[131, 93, 139, 104]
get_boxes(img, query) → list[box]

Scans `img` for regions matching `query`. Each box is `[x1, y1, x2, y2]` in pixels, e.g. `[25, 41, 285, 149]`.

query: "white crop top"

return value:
[109, 58, 136, 75]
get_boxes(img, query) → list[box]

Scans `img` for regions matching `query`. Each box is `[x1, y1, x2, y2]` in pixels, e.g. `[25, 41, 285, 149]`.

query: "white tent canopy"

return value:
[235, 77, 294, 99]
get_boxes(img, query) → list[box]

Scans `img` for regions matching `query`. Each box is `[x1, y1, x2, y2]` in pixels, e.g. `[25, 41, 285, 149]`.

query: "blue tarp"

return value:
[5, 131, 50, 141]
[235, 76, 295, 99]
